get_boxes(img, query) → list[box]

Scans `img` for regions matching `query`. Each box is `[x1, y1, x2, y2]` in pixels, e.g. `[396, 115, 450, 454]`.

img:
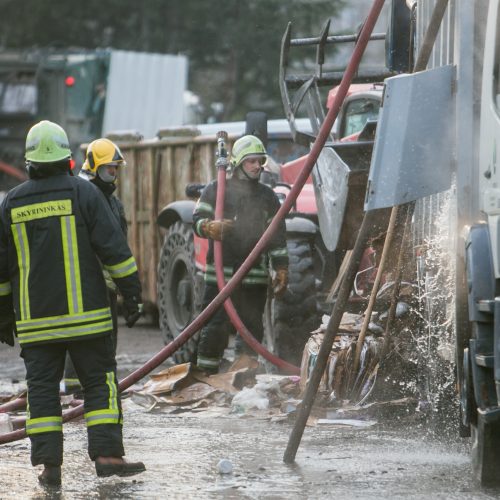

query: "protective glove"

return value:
[201, 219, 234, 241]
[272, 268, 288, 299]
[123, 297, 144, 328]
[0, 316, 15, 347]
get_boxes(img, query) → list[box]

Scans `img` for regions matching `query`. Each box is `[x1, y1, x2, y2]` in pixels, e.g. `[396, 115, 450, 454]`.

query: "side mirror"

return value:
[385, 0, 414, 73]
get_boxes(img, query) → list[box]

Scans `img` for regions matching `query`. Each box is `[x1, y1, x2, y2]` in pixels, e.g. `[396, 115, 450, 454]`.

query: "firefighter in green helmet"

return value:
[193, 134, 289, 373]
[0, 121, 145, 486]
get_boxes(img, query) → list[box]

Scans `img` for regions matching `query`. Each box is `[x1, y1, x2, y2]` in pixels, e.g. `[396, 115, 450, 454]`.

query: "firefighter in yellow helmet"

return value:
[0, 121, 145, 486]
[80, 137, 130, 297]
[193, 135, 289, 373]
[63, 138, 132, 393]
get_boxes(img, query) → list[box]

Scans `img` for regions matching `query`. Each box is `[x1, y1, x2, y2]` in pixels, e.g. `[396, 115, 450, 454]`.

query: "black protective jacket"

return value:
[0, 172, 141, 347]
[193, 177, 288, 285]
[92, 177, 127, 236]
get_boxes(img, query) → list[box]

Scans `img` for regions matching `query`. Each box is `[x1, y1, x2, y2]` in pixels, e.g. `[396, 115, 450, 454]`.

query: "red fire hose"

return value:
[0, 0, 378, 442]
[213, 132, 300, 375]
[0, 138, 299, 421]
[0, 397, 26, 414]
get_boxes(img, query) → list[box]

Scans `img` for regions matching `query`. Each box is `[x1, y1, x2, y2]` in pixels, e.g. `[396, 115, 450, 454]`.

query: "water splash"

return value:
[412, 187, 458, 433]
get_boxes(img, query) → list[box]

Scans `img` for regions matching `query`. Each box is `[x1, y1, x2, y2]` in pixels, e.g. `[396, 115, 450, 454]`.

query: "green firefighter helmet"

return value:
[25, 120, 71, 163]
[230, 135, 267, 169]
[80, 138, 125, 179]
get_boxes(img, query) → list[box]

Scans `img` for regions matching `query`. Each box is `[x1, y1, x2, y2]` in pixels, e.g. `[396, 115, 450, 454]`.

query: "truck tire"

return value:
[471, 404, 500, 486]
[157, 221, 204, 364]
[270, 237, 321, 366]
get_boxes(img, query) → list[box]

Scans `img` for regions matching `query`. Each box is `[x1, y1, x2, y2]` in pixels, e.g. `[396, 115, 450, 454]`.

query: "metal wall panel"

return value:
[413, 0, 457, 249]
[365, 65, 455, 210]
[103, 50, 188, 139]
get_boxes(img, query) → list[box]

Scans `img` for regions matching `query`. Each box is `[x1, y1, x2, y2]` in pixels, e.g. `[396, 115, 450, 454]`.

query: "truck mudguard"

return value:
[157, 200, 196, 229]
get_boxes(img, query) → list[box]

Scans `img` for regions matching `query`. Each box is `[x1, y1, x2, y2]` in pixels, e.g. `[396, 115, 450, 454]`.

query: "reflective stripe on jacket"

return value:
[192, 177, 288, 285]
[0, 173, 141, 346]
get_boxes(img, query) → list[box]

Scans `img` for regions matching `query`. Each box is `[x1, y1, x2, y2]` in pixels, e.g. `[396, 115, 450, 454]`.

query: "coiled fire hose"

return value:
[0, 0, 377, 443]
[213, 131, 300, 375]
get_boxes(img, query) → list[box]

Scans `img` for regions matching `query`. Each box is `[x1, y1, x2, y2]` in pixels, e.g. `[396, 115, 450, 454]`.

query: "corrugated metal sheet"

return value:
[412, 0, 456, 249]
[102, 50, 188, 139]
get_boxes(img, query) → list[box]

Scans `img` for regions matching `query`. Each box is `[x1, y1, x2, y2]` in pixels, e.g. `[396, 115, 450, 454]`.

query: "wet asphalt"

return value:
[0, 318, 499, 499]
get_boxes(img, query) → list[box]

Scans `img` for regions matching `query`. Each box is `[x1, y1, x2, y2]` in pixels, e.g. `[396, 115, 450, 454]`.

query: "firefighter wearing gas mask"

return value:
[63, 138, 134, 393]
[193, 135, 289, 373]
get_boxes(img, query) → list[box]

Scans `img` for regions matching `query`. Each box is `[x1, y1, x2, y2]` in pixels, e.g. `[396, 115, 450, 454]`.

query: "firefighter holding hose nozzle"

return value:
[193, 135, 289, 374]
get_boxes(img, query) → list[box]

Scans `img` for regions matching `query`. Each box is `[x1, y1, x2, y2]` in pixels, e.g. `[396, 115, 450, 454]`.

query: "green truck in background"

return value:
[0, 48, 188, 191]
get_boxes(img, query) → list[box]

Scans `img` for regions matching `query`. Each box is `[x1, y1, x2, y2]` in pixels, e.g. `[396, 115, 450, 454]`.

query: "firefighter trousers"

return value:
[197, 283, 267, 372]
[21, 333, 124, 467]
[63, 290, 118, 391]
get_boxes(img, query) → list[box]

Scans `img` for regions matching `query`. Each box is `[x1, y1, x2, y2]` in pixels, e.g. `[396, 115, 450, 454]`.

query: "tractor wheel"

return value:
[269, 237, 321, 367]
[157, 221, 204, 364]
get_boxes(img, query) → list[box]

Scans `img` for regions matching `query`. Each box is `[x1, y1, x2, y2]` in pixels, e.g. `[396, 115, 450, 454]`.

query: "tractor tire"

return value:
[270, 237, 321, 367]
[157, 221, 204, 364]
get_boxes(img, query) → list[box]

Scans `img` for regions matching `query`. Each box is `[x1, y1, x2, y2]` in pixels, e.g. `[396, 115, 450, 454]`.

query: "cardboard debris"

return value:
[228, 354, 260, 372]
[142, 363, 192, 395]
[192, 367, 257, 394]
[132, 360, 259, 415]
[165, 383, 218, 405]
[130, 391, 159, 411]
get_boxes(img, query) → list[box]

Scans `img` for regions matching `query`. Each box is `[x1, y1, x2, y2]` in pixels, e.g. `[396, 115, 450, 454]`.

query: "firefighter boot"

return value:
[38, 465, 61, 487]
[95, 457, 146, 478]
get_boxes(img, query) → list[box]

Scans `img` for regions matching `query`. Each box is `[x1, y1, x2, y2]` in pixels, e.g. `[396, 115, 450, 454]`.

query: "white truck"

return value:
[363, 0, 500, 485]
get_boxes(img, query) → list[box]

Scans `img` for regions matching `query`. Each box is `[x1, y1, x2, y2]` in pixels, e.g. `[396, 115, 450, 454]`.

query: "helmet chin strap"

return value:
[236, 164, 262, 181]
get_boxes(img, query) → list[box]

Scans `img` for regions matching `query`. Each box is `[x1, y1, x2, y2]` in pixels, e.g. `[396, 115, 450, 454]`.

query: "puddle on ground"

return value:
[0, 404, 499, 499]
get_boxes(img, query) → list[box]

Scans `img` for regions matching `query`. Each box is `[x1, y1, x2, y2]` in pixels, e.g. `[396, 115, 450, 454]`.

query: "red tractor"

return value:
[156, 81, 383, 366]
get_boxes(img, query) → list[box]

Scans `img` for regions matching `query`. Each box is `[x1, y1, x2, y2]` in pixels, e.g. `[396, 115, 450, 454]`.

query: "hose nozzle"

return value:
[216, 130, 229, 169]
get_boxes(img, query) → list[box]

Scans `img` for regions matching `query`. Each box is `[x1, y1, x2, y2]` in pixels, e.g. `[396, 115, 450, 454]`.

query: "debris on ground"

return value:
[0, 298, 420, 438]
[300, 314, 382, 405]
[217, 458, 233, 474]
[0, 414, 13, 433]
[0, 383, 26, 404]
